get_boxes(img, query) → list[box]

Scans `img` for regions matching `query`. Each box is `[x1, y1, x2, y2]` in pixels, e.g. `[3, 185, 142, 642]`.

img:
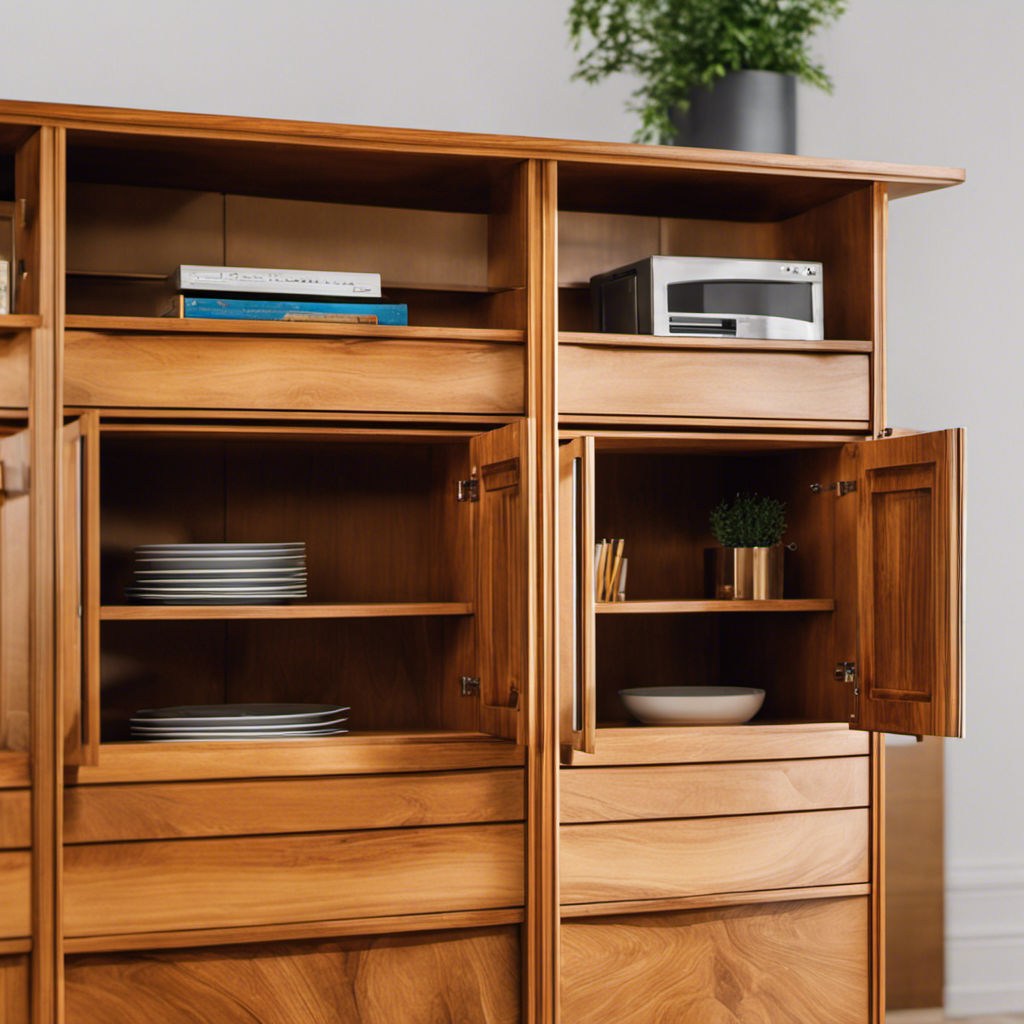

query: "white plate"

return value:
[618, 687, 765, 725]
[135, 543, 305, 552]
[128, 578, 308, 587]
[131, 729, 349, 741]
[135, 568, 308, 576]
[130, 717, 350, 733]
[134, 558, 307, 570]
[133, 704, 350, 725]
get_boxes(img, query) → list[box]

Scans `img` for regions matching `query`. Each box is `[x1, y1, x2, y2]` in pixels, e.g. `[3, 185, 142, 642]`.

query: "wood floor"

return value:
[888, 1012, 1024, 1023]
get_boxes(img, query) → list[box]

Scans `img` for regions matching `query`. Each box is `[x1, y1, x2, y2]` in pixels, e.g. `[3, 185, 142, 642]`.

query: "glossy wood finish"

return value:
[568, 722, 869, 767]
[0, 335, 29, 410]
[0, 790, 30, 849]
[595, 597, 834, 613]
[472, 422, 530, 743]
[64, 769, 524, 843]
[560, 757, 869, 823]
[842, 429, 965, 737]
[559, 344, 870, 423]
[99, 601, 474, 620]
[65, 926, 521, 1024]
[561, 808, 868, 904]
[560, 897, 869, 1024]
[64, 823, 524, 937]
[64, 330, 525, 415]
[0, 852, 30, 938]
[560, 331, 872, 353]
[0, 954, 29, 1024]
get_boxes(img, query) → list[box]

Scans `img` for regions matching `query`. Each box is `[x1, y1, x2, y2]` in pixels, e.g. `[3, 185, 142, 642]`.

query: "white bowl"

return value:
[618, 686, 765, 725]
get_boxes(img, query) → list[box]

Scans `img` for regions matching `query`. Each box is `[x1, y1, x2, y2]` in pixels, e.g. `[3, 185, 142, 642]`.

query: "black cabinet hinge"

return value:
[456, 478, 479, 502]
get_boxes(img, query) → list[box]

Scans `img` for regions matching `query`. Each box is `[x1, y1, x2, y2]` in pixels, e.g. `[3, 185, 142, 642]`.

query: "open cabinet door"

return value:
[471, 421, 532, 744]
[61, 413, 100, 766]
[839, 429, 965, 737]
[0, 429, 31, 759]
[558, 437, 595, 755]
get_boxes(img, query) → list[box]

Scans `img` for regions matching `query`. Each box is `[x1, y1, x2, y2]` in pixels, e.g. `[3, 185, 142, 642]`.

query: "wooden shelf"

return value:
[596, 599, 834, 614]
[100, 602, 475, 621]
[72, 732, 526, 785]
[560, 331, 872, 355]
[0, 314, 42, 332]
[65, 314, 525, 344]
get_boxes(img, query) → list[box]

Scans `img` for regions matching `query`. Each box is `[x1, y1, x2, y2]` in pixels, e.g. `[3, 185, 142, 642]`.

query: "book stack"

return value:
[163, 265, 408, 326]
[595, 539, 628, 602]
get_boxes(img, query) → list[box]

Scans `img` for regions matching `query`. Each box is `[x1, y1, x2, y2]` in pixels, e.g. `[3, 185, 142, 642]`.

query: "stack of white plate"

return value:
[130, 703, 349, 741]
[126, 543, 307, 604]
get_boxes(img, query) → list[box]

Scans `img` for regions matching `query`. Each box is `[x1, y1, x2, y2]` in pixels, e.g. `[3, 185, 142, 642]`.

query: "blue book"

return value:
[167, 296, 409, 326]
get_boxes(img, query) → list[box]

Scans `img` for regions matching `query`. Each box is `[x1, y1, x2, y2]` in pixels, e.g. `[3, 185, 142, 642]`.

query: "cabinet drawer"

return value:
[561, 757, 869, 823]
[66, 769, 524, 843]
[0, 954, 30, 1022]
[561, 896, 869, 1024]
[66, 926, 521, 1024]
[561, 808, 868, 904]
[0, 852, 29, 939]
[0, 789, 30, 848]
[559, 343, 869, 423]
[64, 330, 525, 415]
[65, 823, 524, 937]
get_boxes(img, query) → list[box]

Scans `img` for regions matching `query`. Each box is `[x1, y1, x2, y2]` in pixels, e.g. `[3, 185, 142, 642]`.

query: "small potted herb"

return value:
[708, 492, 787, 599]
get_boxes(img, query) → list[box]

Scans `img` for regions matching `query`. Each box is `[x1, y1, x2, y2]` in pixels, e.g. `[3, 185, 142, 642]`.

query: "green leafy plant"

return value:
[710, 492, 787, 547]
[568, 0, 846, 143]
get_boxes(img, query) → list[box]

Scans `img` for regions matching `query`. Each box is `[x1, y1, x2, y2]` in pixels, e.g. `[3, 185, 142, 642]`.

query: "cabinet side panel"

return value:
[66, 927, 520, 1024]
[561, 898, 869, 1024]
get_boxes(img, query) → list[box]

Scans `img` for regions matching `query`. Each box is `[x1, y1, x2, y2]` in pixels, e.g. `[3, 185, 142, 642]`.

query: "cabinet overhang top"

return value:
[0, 97, 964, 217]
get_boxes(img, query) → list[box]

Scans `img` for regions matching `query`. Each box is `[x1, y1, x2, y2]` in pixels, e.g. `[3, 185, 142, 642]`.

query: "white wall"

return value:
[1, 0, 1020, 1014]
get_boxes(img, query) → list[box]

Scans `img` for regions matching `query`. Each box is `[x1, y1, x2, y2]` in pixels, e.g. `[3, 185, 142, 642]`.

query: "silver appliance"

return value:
[590, 255, 824, 340]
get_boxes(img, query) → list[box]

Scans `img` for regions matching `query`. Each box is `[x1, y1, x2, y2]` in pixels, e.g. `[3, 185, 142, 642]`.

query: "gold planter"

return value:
[708, 545, 784, 600]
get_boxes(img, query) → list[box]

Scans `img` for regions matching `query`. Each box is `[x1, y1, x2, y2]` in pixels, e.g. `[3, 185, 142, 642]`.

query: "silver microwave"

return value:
[590, 255, 824, 340]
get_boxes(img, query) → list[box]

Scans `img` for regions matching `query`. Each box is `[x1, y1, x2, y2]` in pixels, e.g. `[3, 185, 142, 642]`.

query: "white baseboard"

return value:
[945, 861, 1024, 1015]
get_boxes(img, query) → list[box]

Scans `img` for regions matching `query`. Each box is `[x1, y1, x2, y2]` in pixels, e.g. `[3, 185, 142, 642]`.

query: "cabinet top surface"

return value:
[0, 97, 964, 196]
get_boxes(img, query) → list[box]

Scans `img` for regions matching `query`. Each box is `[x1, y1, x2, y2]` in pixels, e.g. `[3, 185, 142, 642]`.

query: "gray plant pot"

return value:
[669, 70, 797, 154]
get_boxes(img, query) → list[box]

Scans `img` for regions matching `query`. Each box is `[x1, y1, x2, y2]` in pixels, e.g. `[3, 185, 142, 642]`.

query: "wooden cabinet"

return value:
[0, 98, 967, 1024]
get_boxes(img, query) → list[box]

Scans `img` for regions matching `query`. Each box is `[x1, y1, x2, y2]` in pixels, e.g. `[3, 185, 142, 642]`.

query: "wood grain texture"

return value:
[64, 769, 524, 843]
[0, 954, 29, 1024]
[560, 757, 869, 823]
[561, 809, 869, 904]
[72, 734, 525, 785]
[595, 598, 834, 613]
[65, 927, 520, 1024]
[64, 823, 524, 937]
[64, 331, 525, 414]
[0, 431, 31, 754]
[99, 602, 474, 620]
[0, 790, 30, 848]
[0, 336, 29, 410]
[886, 737, 943, 1010]
[560, 898, 869, 1024]
[0, 318, 42, 332]
[0, 852, 29, 938]
[569, 722, 869, 767]
[559, 345, 869, 422]
[841, 429, 965, 737]
[560, 331, 872, 353]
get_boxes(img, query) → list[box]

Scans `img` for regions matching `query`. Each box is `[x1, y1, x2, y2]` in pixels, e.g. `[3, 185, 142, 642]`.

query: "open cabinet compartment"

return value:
[559, 430, 964, 754]
[63, 128, 530, 329]
[62, 417, 531, 770]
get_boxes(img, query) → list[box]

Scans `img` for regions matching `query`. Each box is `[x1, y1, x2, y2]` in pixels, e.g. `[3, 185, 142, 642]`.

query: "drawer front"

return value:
[0, 954, 30, 1022]
[561, 758, 869, 823]
[559, 344, 869, 423]
[561, 897, 869, 1024]
[0, 789, 30, 849]
[66, 926, 521, 1024]
[64, 332, 525, 414]
[65, 823, 524, 937]
[66, 769, 525, 843]
[561, 809, 868, 905]
[0, 852, 29, 939]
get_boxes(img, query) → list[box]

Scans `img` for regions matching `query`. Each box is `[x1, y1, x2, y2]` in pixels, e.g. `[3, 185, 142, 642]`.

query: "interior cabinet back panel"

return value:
[64, 824, 524, 937]
[64, 332, 525, 415]
[66, 926, 520, 1024]
[561, 897, 869, 1024]
[560, 757, 869, 823]
[559, 345, 869, 423]
[561, 809, 868, 904]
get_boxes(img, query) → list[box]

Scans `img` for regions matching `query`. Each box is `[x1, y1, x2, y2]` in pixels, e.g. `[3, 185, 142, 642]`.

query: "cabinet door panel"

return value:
[558, 437, 595, 754]
[66, 926, 520, 1024]
[472, 422, 531, 743]
[841, 429, 964, 737]
[561, 897, 869, 1024]
[561, 809, 868, 904]
[0, 953, 29, 1024]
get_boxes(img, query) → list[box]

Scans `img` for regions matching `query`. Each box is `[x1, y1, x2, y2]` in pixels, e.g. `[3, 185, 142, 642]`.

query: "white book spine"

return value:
[174, 265, 382, 299]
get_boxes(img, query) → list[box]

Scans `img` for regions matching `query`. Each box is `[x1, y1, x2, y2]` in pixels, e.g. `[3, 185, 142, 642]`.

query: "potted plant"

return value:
[708, 492, 787, 599]
[568, 0, 846, 152]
